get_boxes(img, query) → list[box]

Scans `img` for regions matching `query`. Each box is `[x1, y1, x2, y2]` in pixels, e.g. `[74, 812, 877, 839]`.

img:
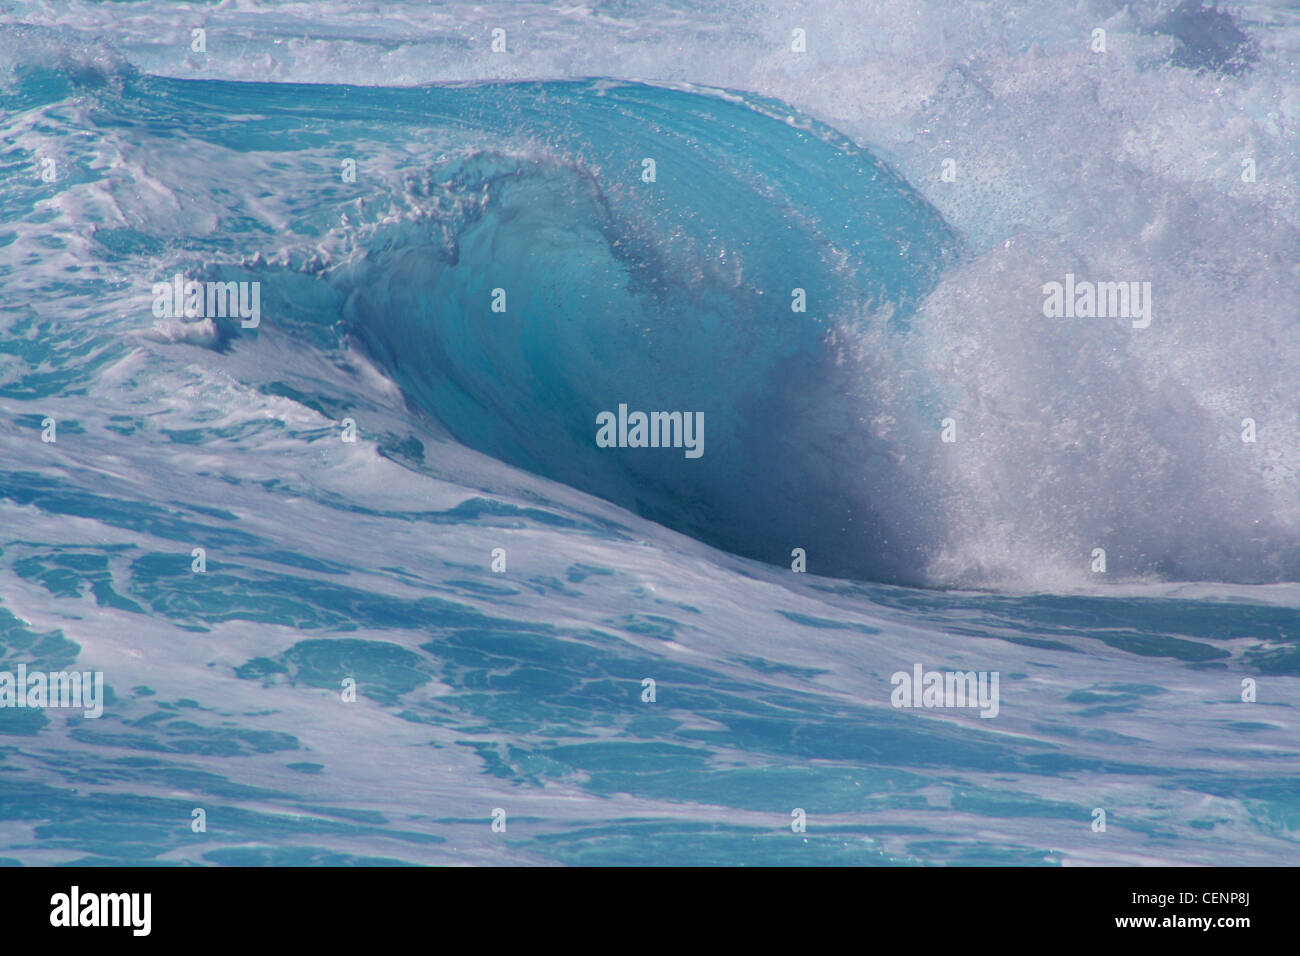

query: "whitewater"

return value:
[0, 0, 1297, 865]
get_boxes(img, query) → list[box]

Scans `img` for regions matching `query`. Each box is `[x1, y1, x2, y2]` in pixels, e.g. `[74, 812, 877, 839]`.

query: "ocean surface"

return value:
[0, 0, 1297, 866]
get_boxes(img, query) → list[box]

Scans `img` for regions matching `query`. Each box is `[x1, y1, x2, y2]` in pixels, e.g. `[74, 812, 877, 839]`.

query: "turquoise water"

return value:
[0, 1, 1298, 866]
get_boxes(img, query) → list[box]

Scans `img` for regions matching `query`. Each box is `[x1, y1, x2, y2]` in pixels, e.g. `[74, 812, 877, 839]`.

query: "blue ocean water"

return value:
[0, 0, 1297, 866]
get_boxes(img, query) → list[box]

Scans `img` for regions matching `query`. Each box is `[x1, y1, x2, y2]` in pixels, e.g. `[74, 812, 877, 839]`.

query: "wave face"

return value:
[327, 81, 961, 583]
[1, 1, 1299, 868]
